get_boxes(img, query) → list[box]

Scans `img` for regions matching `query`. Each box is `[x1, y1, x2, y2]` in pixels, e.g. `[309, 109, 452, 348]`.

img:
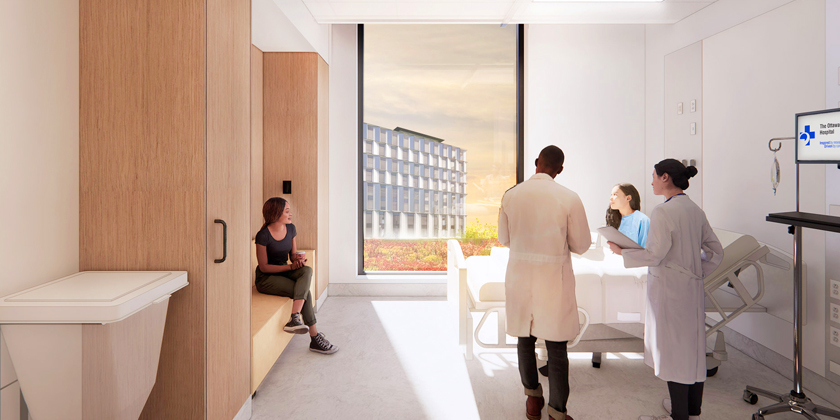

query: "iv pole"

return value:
[742, 137, 840, 420]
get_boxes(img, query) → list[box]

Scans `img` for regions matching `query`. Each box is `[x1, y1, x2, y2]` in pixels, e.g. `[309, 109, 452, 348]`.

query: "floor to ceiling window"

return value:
[360, 24, 523, 273]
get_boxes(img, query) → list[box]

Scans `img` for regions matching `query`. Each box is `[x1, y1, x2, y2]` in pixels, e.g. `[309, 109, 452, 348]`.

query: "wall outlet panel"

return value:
[827, 206, 840, 385]
[831, 361, 840, 376]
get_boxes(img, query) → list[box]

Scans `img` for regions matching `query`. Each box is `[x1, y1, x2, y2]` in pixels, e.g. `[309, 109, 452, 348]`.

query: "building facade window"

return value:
[361, 24, 520, 272]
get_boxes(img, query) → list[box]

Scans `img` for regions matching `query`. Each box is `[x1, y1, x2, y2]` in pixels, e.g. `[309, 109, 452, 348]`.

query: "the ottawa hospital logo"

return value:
[800, 125, 815, 146]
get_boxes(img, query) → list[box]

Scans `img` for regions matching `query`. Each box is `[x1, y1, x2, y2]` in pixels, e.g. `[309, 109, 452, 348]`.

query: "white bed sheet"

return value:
[465, 245, 648, 326]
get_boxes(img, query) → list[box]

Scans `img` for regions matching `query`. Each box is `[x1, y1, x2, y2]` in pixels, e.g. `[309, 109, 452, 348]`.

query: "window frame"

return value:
[357, 23, 525, 276]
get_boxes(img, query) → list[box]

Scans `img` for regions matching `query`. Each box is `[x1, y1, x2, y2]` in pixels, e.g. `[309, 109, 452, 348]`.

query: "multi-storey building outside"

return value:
[363, 123, 468, 239]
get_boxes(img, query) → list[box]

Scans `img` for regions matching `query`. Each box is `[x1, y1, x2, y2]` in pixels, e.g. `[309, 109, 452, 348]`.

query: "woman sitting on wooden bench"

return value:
[255, 197, 338, 355]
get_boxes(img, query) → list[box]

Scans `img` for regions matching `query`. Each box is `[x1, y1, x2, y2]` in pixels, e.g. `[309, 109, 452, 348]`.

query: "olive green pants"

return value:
[255, 266, 316, 326]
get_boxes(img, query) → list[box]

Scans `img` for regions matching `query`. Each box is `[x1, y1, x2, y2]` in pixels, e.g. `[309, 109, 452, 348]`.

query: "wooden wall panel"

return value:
[317, 56, 330, 298]
[206, 0, 251, 419]
[263, 53, 319, 250]
[79, 1, 206, 419]
[251, 45, 264, 240]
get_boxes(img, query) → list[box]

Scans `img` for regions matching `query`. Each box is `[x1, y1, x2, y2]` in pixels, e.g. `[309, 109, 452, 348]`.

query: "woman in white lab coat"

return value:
[608, 159, 723, 420]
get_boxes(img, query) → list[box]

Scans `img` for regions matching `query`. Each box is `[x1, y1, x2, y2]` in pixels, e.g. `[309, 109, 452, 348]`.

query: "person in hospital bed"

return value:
[608, 159, 723, 420]
[606, 183, 650, 247]
[498, 145, 591, 420]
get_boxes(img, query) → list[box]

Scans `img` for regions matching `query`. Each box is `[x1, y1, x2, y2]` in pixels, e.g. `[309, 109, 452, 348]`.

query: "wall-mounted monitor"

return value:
[796, 108, 840, 164]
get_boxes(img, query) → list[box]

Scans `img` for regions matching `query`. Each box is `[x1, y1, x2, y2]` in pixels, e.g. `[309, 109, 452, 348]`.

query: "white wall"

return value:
[644, 0, 796, 212]
[0, 2, 78, 418]
[526, 24, 646, 229]
[329, 25, 359, 282]
[252, 0, 331, 63]
[647, 0, 831, 377]
[702, 0, 827, 375]
[825, 0, 840, 383]
[827, 6, 840, 216]
[663, 42, 703, 207]
[0, 0, 79, 298]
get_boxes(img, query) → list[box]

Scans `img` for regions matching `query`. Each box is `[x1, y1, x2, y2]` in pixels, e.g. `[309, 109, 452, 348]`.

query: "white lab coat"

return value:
[621, 194, 723, 384]
[498, 173, 591, 342]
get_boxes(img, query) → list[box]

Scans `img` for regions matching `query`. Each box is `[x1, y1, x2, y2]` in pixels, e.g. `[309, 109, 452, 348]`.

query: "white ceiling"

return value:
[302, 0, 719, 24]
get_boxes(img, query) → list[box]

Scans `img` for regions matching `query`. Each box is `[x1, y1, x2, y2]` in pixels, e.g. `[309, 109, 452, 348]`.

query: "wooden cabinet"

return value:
[80, 0, 251, 419]
[263, 53, 330, 300]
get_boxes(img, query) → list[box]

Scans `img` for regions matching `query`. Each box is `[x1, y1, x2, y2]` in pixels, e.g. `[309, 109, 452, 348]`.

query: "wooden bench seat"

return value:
[251, 288, 294, 393]
[250, 241, 316, 393]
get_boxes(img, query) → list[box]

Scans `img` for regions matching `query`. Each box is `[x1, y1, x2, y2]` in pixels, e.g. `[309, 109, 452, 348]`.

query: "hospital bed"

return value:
[448, 236, 648, 367]
[448, 228, 790, 375]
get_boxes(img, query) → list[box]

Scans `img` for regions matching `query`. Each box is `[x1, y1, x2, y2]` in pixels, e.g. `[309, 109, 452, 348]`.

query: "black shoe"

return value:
[283, 313, 309, 334]
[309, 332, 338, 354]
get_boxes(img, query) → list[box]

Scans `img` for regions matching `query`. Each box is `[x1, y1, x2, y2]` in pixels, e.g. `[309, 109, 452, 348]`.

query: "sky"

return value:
[364, 24, 517, 227]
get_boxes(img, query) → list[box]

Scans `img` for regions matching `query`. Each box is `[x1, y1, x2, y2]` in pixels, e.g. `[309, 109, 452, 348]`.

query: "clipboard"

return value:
[597, 226, 643, 250]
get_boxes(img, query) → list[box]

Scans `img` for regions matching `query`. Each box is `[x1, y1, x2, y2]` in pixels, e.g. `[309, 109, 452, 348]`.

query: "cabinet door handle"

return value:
[214, 219, 227, 263]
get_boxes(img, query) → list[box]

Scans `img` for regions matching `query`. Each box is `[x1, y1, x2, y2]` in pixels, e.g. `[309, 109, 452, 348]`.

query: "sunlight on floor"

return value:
[253, 298, 839, 420]
[372, 300, 482, 420]
[371, 299, 650, 419]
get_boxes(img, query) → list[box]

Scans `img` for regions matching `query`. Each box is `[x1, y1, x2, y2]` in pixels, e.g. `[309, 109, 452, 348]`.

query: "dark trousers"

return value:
[518, 336, 570, 414]
[255, 266, 316, 326]
[667, 381, 704, 420]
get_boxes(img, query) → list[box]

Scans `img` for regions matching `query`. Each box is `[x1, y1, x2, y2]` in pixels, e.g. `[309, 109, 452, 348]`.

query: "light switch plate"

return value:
[832, 361, 840, 376]
[690, 123, 697, 135]
[832, 326, 840, 348]
[832, 303, 840, 324]
[678, 102, 683, 115]
[832, 279, 840, 299]
[690, 100, 696, 113]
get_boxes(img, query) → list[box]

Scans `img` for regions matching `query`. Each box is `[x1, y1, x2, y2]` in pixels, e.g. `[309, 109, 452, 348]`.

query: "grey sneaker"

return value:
[283, 313, 309, 334]
[309, 332, 338, 354]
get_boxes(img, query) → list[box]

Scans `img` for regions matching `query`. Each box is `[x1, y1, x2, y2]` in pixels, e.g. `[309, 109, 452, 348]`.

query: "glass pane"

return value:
[363, 25, 516, 272]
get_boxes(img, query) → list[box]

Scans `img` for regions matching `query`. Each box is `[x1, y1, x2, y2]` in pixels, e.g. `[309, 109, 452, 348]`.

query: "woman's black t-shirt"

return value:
[255, 224, 296, 266]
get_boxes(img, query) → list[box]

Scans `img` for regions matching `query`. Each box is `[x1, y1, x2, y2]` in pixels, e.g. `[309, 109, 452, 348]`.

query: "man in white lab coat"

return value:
[498, 145, 591, 420]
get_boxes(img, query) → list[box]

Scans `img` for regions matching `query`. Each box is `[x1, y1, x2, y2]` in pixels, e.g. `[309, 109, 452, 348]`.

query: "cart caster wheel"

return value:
[707, 366, 718, 377]
[743, 390, 758, 405]
[751, 413, 764, 420]
[592, 362, 601, 368]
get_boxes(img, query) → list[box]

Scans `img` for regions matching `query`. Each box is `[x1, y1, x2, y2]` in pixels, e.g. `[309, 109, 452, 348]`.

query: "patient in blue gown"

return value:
[606, 183, 650, 247]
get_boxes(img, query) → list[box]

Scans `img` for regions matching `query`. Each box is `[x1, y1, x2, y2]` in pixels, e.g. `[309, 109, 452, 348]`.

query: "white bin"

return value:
[0, 271, 187, 420]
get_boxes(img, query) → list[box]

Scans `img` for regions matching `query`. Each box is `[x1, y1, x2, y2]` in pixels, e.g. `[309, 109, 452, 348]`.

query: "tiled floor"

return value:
[252, 297, 836, 420]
